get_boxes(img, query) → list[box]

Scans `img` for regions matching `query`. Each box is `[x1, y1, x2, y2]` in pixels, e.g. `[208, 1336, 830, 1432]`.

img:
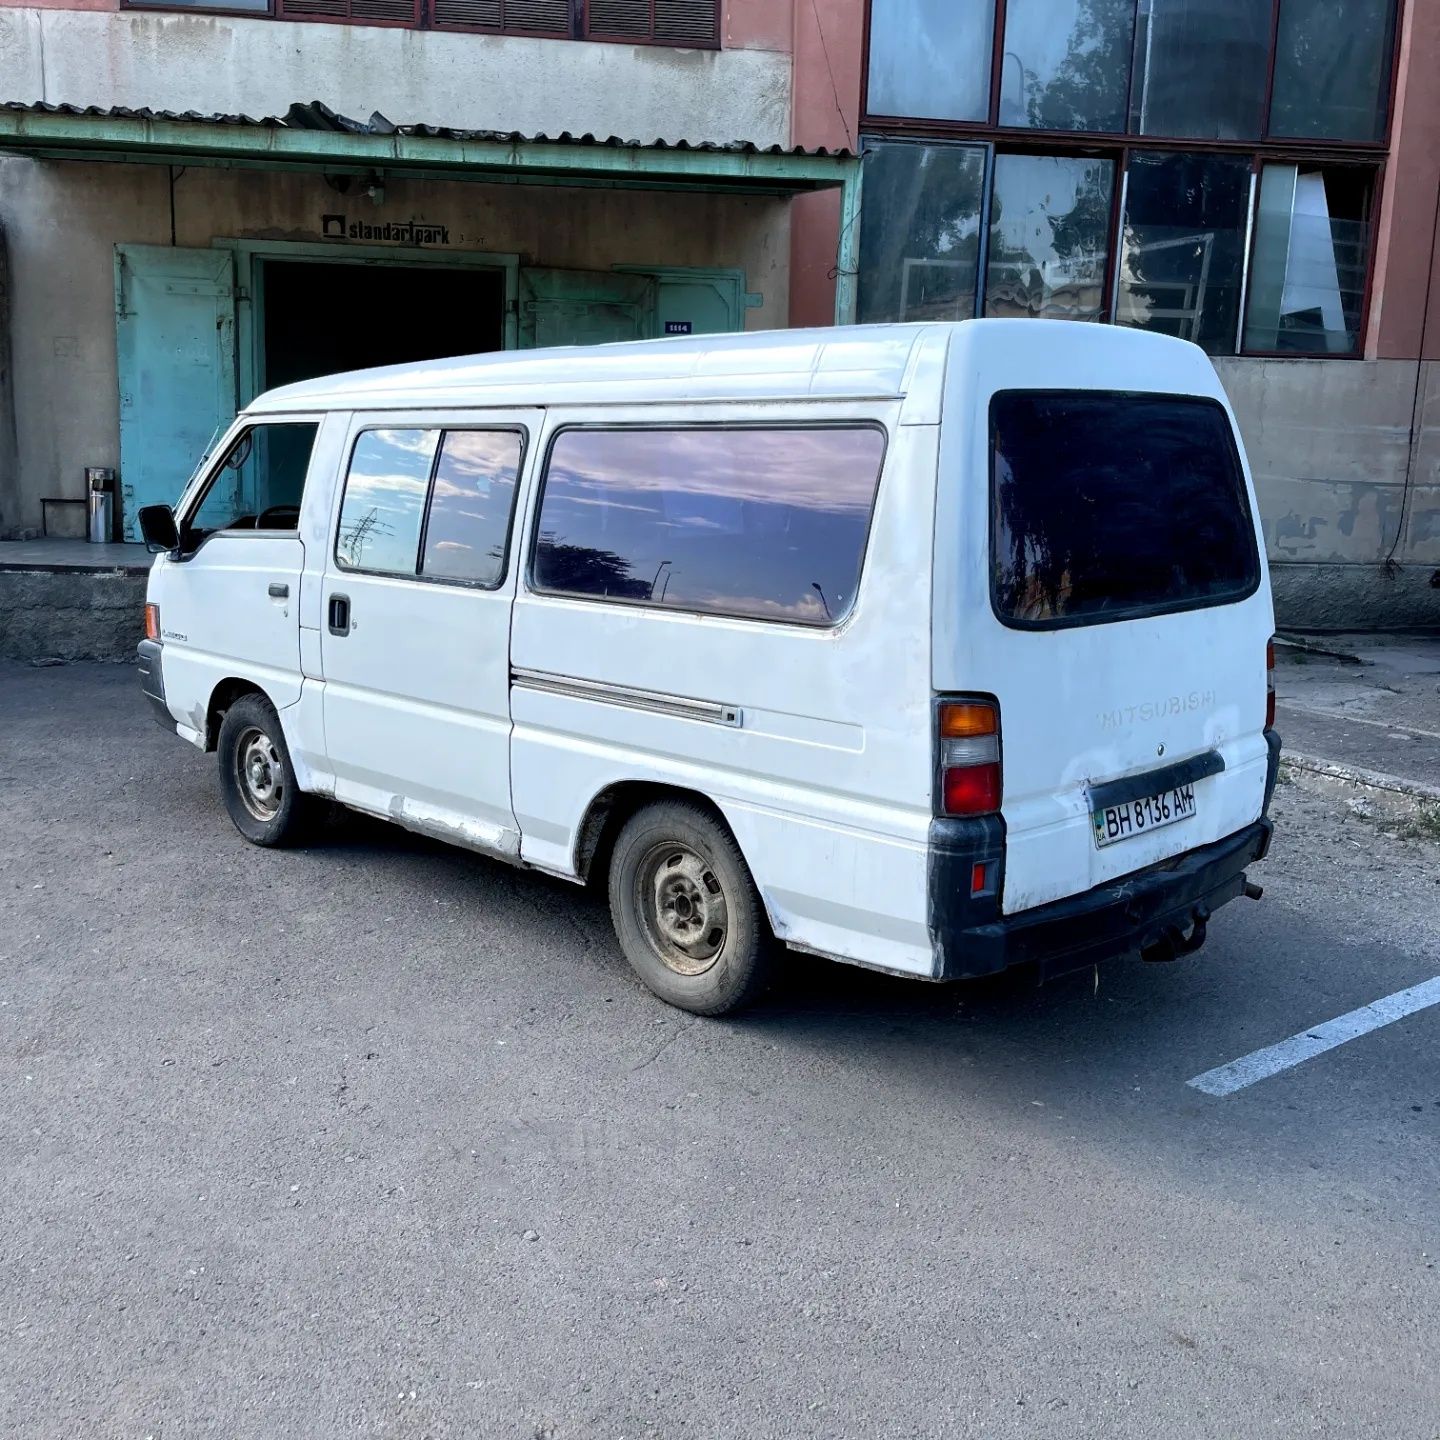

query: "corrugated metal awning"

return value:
[0, 100, 856, 195]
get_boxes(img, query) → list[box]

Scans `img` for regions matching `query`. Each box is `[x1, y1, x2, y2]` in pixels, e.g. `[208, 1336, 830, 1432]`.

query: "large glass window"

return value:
[186, 423, 319, 540]
[998, 0, 1136, 132]
[1128, 0, 1270, 140]
[866, 0, 994, 122]
[990, 391, 1260, 628]
[1243, 165, 1374, 355]
[1270, 0, 1397, 142]
[420, 430, 524, 587]
[335, 429, 439, 575]
[858, 141, 988, 324]
[532, 427, 887, 626]
[984, 154, 1115, 322]
[1115, 151, 1253, 354]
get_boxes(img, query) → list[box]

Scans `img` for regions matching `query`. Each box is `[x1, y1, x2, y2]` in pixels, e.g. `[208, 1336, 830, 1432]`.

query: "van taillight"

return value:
[144, 604, 160, 642]
[938, 699, 1001, 817]
[1266, 639, 1276, 730]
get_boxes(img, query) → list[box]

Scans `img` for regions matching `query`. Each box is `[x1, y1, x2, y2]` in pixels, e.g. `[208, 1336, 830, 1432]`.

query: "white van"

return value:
[137, 321, 1279, 1014]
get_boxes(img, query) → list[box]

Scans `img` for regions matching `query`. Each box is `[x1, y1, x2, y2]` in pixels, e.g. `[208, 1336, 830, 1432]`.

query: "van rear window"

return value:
[989, 391, 1260, 629]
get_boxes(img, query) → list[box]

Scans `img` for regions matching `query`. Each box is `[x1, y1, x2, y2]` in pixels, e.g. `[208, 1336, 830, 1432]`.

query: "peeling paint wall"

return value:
[1215, 357, 1440, 628]
[0, 7, 793, 147]
[0, 156, 790, 537]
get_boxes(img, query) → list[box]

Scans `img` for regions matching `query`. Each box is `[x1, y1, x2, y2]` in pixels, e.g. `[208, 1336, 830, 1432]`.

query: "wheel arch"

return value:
[573, 782, 781, 931]
[204, 677, 270, 751]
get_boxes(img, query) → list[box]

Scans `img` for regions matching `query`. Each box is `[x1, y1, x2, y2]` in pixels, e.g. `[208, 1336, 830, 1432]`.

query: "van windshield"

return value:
[989, 390, 1260, 629]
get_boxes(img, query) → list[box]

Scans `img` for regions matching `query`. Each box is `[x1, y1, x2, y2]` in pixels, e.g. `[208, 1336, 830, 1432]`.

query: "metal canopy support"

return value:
[0, 110, 857, 198]
[833, 159, 864, 326]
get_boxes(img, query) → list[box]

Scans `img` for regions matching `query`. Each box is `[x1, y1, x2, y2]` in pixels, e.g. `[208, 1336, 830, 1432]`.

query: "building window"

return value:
[1115, 150, 1253, 354]
[1270, 0, 1399, 143]
[857, 141, 988, 323]
[1128, 0, 1270, 140]
[1242, 165, 1375, 356]
[866, 0, 995, 123]
[985, 154, 1115, 322]
[432, 0, 569, 34]
[998, 0, 1136, 133]
[125, 0, 719, 44]
[859, 0, 1396, 357]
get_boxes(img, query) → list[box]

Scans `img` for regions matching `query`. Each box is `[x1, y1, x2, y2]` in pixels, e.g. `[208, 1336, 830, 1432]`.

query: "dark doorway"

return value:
[260, 259, 506, 391]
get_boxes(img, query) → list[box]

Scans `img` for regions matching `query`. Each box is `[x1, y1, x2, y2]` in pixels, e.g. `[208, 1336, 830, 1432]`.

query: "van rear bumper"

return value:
[932, 818, 1273, 983]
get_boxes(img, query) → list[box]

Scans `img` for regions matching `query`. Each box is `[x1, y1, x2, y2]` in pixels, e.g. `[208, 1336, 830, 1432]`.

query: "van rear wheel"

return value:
[607, 800, 775, 1016]
[217, 693, 316, 847]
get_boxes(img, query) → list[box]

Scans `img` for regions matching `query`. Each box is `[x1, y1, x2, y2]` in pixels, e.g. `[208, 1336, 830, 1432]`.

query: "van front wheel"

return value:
[607, 801, 775, 1016]
[217, 693, 316, 847]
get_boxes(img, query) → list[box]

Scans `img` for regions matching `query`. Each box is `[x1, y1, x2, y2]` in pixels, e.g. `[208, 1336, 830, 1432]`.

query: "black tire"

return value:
[216, 692, 317, 847]
[607, 800, 776, 1016]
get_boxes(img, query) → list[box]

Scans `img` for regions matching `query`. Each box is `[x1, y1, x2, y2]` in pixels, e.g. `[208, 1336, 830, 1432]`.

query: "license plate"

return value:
[1093, 782, 1198, 848]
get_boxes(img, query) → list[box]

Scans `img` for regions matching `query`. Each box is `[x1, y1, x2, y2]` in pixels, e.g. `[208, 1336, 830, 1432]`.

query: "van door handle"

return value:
[328, 593, 351, 636]
[268, 582, 289, 599]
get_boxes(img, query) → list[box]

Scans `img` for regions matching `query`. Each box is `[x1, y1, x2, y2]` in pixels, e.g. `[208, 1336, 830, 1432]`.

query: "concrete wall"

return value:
[0, 6, 792, 146]
[1215, 357, 1440, 629]
[0, 155, 790, 536]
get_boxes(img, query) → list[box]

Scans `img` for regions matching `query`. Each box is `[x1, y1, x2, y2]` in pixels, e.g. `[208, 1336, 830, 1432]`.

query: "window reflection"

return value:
[421, 430, 523, 586]
[533, 427, 887, 626]
[866, 0, 994, 123]
[999, 0, 1136, 133]
[984, 154, 1115, 322]
[1116, 151, 1253, 354]
[336, 429, 438, 574]
[1243, 165, 1373, 355]
[1129, 0, 1269, 140]
[858, 141, 988, 324]
[1270, 0, 1397, 142]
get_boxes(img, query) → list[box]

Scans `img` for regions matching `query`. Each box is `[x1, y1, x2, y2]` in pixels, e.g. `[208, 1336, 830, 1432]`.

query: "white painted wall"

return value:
[0, 7, 792, 146]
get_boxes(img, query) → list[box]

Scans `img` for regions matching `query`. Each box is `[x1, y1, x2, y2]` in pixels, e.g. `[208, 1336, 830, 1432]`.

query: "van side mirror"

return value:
[138, 504, 180, 554]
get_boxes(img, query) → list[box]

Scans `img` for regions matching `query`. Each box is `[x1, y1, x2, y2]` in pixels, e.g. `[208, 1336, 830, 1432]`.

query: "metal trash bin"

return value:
[86, 467, 115, 544]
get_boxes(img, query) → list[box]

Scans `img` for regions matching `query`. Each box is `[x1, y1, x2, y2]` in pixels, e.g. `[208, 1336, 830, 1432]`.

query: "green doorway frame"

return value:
[215, 239, 522, 406]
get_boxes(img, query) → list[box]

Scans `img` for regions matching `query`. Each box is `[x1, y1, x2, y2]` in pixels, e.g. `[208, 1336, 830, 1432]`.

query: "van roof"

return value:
[247, 319, 1218, 417]
[248, 323, 954, 414]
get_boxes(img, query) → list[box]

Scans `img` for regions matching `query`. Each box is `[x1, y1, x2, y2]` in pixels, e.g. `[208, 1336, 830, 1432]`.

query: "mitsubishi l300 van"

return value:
[136, 320, 1279, 1014]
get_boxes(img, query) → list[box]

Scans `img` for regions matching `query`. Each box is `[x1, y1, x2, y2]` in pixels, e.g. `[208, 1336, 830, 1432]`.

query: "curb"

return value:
[1283, 751, 1440, 805]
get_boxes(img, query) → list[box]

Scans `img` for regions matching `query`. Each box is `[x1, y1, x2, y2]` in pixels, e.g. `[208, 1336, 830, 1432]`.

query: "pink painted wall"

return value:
[1369, 0, 1440, 361]
[725, 0, 793, 51]
[788, 0, 862, 327]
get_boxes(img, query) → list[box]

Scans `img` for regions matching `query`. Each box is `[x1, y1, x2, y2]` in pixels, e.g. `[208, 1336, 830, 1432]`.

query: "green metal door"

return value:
[518, 269, 655, 348]
[115, 245, 237, 540]
[642, 269, 747, 336]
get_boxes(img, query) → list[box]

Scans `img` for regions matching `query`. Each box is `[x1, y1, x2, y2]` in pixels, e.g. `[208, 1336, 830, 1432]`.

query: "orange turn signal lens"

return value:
[143, 603, 160, 641]
[939, 701, 998, 739]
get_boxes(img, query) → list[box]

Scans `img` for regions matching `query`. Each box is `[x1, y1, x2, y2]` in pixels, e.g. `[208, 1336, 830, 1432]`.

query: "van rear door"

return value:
[935, 326, 1273, 917]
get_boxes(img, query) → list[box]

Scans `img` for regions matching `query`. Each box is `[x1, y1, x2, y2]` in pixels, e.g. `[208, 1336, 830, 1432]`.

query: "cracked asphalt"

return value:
[3, 662, 1438, 1439]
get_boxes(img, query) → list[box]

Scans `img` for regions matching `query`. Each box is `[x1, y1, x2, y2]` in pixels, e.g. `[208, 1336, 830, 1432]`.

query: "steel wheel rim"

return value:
[636, 840, 728, 977]
[235, 725, 284, 822]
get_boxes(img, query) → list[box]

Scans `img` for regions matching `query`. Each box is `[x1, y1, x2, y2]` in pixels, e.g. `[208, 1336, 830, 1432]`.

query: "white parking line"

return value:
[1188, 975, 1440, 1097]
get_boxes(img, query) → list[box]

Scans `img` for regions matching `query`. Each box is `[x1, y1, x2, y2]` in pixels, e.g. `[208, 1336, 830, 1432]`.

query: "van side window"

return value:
[336, 429, 439, 574]
[531, 426, 887, 627]
[186, 422, 319, 541]
[420, 431, 524, 587]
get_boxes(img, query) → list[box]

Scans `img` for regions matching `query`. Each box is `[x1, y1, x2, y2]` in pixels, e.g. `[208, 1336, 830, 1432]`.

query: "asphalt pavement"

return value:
[2, 663, 1438, 1439]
